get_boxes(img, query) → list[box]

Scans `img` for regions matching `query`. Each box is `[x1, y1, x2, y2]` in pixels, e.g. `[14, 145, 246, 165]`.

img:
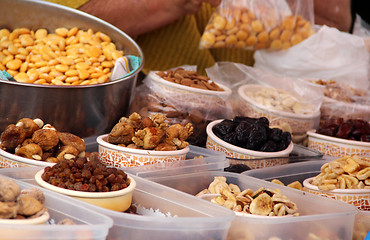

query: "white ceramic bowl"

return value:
[307, 130, 370, 157]
[0, 147, 55, 168]
[97, 134, 190, 168]
[149, 70, 232, 99]
[0, 211, 50, 225]
[303, 177, 370, 211]
[206, 119, 294, 169]
[237, 84, 320, 135]
[35, 169, 136, 212]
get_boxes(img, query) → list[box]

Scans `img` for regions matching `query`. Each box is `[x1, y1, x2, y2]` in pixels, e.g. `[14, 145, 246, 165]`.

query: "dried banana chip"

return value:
[286, 181, 303, 190]
[249, 193, 273, 216]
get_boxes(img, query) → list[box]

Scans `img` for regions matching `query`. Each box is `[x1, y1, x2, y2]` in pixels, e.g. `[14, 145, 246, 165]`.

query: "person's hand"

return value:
[79, 0, 221, 37]
[313, 0, 352, 32]
[174, 0, 221, 15]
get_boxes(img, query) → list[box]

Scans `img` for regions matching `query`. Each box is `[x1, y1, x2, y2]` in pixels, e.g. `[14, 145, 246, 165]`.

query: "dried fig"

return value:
[32, 129, 59, 151]
[57, 132, 86, 153]
[17, 195, 43, 216]
[0, 177, 21, 202]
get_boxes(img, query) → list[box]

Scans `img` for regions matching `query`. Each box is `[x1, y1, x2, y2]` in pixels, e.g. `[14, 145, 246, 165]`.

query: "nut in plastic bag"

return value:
[129, 66, 233, 147]
[200, 0, 315, 51]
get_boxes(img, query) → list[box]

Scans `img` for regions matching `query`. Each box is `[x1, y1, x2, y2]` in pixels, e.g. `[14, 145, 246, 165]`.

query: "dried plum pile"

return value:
[317, 118, 370, 142]
[213, 116, 291, 152]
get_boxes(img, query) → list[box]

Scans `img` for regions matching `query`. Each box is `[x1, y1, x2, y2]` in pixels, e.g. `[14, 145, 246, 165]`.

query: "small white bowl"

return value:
[237, 84, 320, 134]
[303, 177, 370, 211]
[0, 147, 54, 168]
[149, 70, 232, 99]
[206, 119, 294, 169]
[0, 211, 50, 225]
[97, 134, 190, 168]
[307, 130, 370, 157]
[35, 169, 136, 212]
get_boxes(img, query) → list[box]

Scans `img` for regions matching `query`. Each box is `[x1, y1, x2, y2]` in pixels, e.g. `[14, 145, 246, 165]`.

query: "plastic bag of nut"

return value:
[128, 66, 233, 147]
[199, 0, 315, 51]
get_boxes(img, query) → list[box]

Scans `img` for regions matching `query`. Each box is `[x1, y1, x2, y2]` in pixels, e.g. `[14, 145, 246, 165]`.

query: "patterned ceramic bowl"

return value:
[97, 134, 190, 168]
[303, 177, 370, 211]
[206, 119, 294, 169]
[149, 70, 232, 103]
[0, 147, 54, 168]
[307, 130, 370, 157]
[35, 169, 136, 212]
[237, 84, 320, 135]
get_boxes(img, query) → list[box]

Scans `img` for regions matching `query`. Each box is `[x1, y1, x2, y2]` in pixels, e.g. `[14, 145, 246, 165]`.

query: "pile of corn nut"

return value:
[196, 176, 299, 217]
[311, 155, 370, 190]
[0, 27, 123, 85]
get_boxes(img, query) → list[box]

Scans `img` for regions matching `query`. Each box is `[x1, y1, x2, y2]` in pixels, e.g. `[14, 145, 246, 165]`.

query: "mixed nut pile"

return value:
[245, 86, 314, 115]
[200, 4, 314, 50]
[155, 68, 224, 91]
[0, 118, 85, 163]
[106, 112, 193, 151]
[196, 176, 299, 217]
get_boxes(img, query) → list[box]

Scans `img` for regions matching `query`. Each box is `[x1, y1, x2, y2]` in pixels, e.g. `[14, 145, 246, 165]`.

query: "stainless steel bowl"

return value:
[0, 0, 144, 137]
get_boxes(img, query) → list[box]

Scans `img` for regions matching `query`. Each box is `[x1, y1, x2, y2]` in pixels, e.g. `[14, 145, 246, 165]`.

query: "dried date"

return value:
[317, 118, 369, 142]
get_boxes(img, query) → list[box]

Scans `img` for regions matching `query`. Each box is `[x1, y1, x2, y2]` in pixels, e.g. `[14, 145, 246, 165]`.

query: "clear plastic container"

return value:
[149, 171, 358, 240]
[241, 160, 328, 184]
[85, 136, 228, 178]
[354, 211, 370, 240]
[0, 167, 235, 240]
[0, 175, 113, 240]
[242, 161, 370, 239]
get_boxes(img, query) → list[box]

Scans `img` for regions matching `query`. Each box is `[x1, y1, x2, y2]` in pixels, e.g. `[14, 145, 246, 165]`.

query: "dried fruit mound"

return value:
[213, 116, 291, 152]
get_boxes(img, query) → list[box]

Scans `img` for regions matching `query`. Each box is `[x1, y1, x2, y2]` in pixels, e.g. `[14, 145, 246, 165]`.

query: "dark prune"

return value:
[224, 164, 251, 173]
[260, 140, 277, 152]
[276, 132, 291, 151]
[212, 120, 236, 138]
[223, 132, 239, 146]
[247, 124, 267, 150]
[256, 117, 269, 127]
[235, 121, 253, 143]
[269, 128, 283, 142]
[214, 116, 292, 152]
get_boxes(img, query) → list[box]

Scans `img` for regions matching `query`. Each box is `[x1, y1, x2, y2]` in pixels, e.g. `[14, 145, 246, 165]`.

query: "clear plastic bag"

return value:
[206, 62, 324, 135]
[128, 66, 233, 147]
[199, 0, 315, 51]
